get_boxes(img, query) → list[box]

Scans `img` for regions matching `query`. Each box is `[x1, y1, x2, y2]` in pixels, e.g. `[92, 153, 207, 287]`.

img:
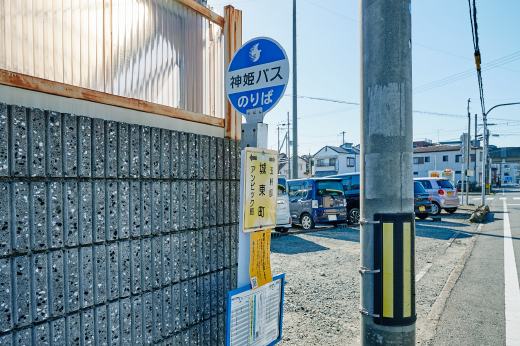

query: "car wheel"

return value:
[348, 208, 360, 224]
[417, 213, 429, 220]
[430, 202, 441, 216]
[300, 214, 315, 230]
[445, 207, 457, 214]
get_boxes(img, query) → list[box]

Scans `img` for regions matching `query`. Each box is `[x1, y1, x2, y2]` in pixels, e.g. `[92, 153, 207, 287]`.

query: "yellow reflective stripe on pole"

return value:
[383, 222, 394, 318]
[403, 222, 412, 317]
[474, 53, 481, 70]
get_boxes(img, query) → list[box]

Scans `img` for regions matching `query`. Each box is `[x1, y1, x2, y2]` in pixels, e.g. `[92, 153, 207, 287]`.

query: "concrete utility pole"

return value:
[466, 100, 471, 204]
[360, 0, 415, 344]
[292, 0, 298, 179]
[481, 115, 487, 204]
[474, 113, 477, 180]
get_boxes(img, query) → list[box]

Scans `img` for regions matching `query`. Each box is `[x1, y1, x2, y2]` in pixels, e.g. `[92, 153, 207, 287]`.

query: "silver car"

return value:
[275, 176, 291, 232]
[414, 178, 459, 216]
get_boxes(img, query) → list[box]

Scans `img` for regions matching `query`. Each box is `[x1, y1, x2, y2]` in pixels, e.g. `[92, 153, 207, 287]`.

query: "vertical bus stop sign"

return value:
[225, 37, 289, 123]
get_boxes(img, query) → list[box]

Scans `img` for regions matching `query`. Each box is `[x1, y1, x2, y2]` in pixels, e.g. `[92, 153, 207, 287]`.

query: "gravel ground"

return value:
[270, 206, 480, 345]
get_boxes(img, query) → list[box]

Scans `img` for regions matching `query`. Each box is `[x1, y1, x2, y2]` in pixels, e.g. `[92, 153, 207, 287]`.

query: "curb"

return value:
[416, 223, 483, 344]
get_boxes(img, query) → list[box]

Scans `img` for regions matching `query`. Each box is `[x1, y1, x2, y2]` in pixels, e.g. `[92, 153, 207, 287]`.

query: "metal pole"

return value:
[481, 115, 487, 205]
[292, 0, 298, 179]
[277, 126, 280, 154]
[461, 159, 464, 205]
[466, 103, 470, 204]
[287, 112, 291, 179]
[474, 114, 477, 181]
[487, 130, 491, 193]
[360, 0, 415, 344]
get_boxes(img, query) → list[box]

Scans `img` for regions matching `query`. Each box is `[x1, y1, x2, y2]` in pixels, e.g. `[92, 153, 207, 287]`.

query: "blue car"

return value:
[287, 178, 348, 230]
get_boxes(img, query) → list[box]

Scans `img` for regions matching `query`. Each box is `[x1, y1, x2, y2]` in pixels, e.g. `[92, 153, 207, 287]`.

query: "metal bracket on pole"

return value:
[359, 267, 380, 275]
[359, 219, 380, 225]
[359, 307, 380, 318]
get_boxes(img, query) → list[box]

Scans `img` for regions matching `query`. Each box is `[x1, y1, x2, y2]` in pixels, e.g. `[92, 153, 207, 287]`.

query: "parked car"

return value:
[456, 180, 468, 192]
[414, 181, 432, 219]
[415, 178, 458, 216]
[287, 178, 348, 230]
[275, 176, 291, 232]
[326, 173, 360, 224]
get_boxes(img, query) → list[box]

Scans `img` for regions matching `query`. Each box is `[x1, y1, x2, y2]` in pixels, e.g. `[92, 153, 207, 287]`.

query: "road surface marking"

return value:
[473, 198, 481, 200]
[501, 198, 508, 200]
[503, 200, 520, 345]
[503, 189, 506, 195]
[507, 204, 520, 206]
[514, 197, 520, 200]
[487, 198, 494, 200]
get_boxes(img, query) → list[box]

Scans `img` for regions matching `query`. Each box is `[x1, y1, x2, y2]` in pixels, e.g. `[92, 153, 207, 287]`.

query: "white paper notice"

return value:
[229, 278, 282, 346]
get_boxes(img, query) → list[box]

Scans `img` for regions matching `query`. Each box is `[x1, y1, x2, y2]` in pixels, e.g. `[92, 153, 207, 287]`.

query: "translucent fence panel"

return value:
[0, 0, 223, 118]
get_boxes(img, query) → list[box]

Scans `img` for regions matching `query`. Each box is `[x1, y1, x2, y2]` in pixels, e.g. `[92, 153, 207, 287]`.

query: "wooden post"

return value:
[224, 6, 242, 140]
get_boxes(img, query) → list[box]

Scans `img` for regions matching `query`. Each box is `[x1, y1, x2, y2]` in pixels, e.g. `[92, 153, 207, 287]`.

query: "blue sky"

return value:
[208, 0, 520, 156]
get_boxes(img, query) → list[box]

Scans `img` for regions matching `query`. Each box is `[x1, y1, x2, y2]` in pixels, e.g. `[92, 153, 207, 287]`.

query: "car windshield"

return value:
[315, 181, 344, 196]
[414, 182, 426, 194]
[278, 178, 287, 195]
[437, 180, 454, 189]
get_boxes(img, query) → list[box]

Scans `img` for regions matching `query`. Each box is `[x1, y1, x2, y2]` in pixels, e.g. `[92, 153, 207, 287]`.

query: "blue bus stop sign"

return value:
[225, 37, 289, 122]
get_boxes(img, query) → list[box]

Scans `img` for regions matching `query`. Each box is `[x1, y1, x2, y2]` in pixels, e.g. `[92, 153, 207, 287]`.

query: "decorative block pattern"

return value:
[0, 102, 239, 345]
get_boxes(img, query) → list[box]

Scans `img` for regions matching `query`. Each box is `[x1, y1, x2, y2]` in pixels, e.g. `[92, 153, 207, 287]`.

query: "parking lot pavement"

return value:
[270, 209, 480, 345]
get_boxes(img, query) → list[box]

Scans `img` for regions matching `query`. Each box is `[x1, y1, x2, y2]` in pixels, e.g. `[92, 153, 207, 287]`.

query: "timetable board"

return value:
[226, 274, 285, 346]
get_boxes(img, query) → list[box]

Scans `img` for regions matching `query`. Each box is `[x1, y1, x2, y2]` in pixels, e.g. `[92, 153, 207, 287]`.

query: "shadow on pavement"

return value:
[416, 224, 473, 240]
[305, 229, 360, 243]
[271, 236, 330, 254]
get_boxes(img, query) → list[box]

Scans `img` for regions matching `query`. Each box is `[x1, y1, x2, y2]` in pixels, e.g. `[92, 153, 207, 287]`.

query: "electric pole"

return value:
[340, 131, 346, 145]
[474, 113, 477, 180]
[466, 100, 470, 204]
[277, 126, 280, 154]
[287, 111, 291, 179]
[481, 115, 487, 204]
[292, 0, 298, 179]
[360, 0, 415, 344]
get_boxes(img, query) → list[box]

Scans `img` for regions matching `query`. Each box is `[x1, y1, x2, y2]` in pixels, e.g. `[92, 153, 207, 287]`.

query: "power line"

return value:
[284, 94, 483, 119]
[302, 0, 358, 23]
[413, 51, 520, 94]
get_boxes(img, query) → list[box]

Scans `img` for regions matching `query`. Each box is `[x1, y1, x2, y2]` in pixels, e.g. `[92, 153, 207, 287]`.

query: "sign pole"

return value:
[226, 36, 289, 345]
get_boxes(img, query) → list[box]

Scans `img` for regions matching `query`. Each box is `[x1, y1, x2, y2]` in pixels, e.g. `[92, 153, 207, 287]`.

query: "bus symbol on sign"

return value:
[225, 37, 290, 122]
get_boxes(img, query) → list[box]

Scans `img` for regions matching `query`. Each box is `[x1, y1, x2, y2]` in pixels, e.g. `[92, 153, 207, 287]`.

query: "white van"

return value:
[275, 175, 291, 232]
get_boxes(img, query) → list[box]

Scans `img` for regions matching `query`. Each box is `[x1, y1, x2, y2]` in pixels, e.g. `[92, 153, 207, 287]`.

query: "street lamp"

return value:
[481, 102, 520, 206]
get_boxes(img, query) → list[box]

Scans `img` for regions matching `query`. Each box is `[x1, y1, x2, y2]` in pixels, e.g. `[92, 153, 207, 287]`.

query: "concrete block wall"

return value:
[0, 103, 240, 345]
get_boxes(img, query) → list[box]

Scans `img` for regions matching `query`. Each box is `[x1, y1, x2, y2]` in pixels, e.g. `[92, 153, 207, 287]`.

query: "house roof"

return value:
[278, 156, 307, 171]
[314, 145, 360, 156]
[413, 145, 480, 153]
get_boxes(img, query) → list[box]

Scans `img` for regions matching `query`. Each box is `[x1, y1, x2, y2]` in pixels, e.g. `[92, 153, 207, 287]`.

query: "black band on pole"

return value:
[373, 213, 416, 326]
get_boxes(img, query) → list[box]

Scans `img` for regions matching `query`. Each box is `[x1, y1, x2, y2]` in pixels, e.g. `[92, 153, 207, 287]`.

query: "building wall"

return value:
[313, 151, 360, 176]
[0, 102, 239, 345]
[413, 149, 483, 183]
[279, 158, 306, 179]
[336, 154, 360, 174]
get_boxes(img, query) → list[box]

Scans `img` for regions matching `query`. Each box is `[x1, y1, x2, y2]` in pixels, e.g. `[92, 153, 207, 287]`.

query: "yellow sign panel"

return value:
[242, 147, 278, 233]
[249, 229, 272, 289]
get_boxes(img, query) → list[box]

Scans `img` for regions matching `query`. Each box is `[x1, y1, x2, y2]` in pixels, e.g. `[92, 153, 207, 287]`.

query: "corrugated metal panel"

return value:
[0, 0, 223, 118]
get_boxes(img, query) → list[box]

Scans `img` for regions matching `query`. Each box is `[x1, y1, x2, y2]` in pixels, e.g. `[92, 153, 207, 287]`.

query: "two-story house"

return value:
[312, 143, 360, 177]
[413, 145, 484, 184]
[278, 154, 308, 179]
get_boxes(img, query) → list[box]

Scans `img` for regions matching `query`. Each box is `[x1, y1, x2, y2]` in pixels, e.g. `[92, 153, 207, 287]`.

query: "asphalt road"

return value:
[430, 187, 520, 345]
